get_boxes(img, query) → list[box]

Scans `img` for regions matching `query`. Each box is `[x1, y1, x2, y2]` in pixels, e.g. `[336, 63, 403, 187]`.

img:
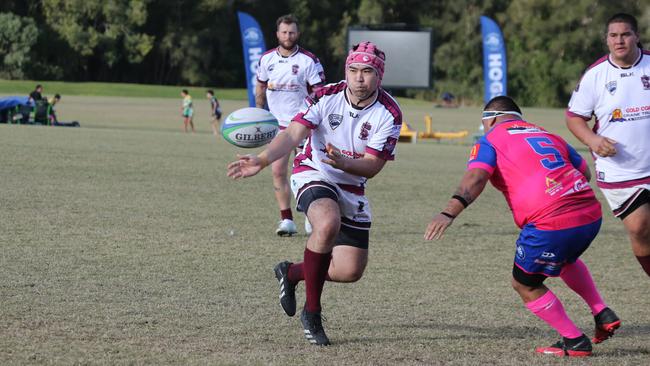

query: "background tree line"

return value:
[0, 0, 648, 106]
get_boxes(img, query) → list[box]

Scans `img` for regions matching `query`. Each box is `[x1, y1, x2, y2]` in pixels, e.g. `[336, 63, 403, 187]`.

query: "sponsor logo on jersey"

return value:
[349, 111, 358, 118]
[609, 108, 625, 122]
[469, 144, 480, 161]
[292, 64, 299, 75]
[620, 72, 634, 78]
[516, 245, 525, 260]
[341, 149, 364, 159]
[597, 171, 605, 181]
[541, 251, 556, 259]
[357, 201, 365, 212]
[383, 137, 397, 154]
[268, 64, 275, 72]
[506, 126, 543, 134]
[328, 114, 342, 130]
[642, 75, 650, 90]
[545, 176, 563, 196]
[606, 80, 617, 95]
[359, 122, 372, 140]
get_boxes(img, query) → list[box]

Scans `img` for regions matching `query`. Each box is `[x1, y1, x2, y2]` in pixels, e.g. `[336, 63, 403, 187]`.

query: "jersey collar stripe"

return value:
[276, 45, 300, 58]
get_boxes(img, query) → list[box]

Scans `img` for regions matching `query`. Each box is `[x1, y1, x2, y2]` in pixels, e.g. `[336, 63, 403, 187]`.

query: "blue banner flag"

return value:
[480, 16, 507, 104]
[237, 12, 266, 107]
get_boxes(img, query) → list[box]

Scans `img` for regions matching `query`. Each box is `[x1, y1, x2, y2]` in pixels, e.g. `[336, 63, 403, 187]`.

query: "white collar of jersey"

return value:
[608, 47, 642, 69]
[481, 110, 523, 120]
[276, 45, 299, 58]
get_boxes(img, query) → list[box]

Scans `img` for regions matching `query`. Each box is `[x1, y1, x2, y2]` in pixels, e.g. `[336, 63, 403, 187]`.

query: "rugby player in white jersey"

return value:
[255, 14, 326, 237]
[567, 13, 650, 279]
[228, 41, 401, 345]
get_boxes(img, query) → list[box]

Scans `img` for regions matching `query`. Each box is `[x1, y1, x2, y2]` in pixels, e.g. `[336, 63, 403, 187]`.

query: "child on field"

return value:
[181, 89, 195, 133]
[206, 89, 222, 136]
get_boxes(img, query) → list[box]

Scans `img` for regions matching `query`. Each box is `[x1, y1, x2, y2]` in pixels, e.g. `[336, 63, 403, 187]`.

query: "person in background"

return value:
[206, 89, 222, 136]
[48, 94, 61, 125]
[181, 89, 195, 133]
[30, 84, 44, 102]
[255, 14, 326, 236]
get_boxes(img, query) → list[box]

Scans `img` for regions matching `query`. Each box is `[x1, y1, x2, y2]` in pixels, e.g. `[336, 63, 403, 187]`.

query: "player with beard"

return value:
[229, 42, 401, 345]
[256, 14, 326, 237]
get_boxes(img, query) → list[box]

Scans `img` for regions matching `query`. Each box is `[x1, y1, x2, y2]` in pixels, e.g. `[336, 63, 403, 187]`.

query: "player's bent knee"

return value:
[335, 269, 364, 283]
[626, 220, 650, 241]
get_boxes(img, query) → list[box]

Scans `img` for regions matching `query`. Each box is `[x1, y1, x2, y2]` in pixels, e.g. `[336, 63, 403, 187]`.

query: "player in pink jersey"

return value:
[229, 42, 400, 346]
[566, 13, 650, 278]
[425, 96, 619, 357]
[255, 14, 326, 237]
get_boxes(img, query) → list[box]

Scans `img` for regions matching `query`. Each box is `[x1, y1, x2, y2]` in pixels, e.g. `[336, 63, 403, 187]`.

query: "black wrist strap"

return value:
[440, 212, 456, 219]
[452, 195, 469, 208]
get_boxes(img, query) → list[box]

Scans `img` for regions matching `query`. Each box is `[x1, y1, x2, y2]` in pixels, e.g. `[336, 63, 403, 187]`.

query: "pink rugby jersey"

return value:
[291, 81, 402, 192]
[567, 49, 650, 188]
[468, 120, 601, 230]
[257, 46, 325, 127]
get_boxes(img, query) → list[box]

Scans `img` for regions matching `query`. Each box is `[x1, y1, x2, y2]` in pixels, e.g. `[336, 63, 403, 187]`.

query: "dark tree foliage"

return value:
[1, 0, 647, 106]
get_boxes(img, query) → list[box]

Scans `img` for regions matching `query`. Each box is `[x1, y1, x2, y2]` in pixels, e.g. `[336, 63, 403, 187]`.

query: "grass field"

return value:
[1, 95, 649, 365]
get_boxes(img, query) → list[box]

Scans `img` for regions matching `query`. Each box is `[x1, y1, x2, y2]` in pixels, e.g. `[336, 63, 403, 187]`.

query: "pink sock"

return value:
[526, 290, 583, 339]
[560, 259, 607, 315]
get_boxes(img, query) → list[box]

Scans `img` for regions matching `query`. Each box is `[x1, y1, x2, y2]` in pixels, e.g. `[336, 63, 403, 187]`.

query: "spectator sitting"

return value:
[29, 84, 44, 102]
[48, 94, 61, 125]
[435, 91, 459, 108]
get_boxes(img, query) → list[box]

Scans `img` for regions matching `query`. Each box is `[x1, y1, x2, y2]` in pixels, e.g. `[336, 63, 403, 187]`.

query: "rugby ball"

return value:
[221, 107, 279, 148]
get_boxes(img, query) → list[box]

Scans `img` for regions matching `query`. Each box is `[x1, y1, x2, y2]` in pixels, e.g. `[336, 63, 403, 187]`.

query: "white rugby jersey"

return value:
[567, 49, 650, 187]
[291, 81, 402, 191]
[257, 46, 325, 127]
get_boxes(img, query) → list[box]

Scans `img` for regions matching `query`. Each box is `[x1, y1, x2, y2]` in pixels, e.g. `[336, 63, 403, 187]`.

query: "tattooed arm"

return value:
[424, 168, 490, 240]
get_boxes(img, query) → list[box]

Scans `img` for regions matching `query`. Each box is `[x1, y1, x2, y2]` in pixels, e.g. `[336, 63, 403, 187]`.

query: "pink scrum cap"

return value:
[345, 41, 386, 79]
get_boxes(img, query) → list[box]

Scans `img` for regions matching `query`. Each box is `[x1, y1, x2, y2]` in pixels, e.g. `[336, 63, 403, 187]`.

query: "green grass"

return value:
[1, 96, 649, 365]
[0, 79, 248, 100]
[0, 79, 439, 107]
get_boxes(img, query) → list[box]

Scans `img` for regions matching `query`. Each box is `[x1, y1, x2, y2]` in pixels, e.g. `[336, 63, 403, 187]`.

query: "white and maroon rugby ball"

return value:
[221, 107, 279, 148]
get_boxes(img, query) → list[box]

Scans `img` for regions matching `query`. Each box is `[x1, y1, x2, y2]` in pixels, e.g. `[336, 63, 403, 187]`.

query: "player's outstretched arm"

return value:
[424, 168, 490, 240]
[322, 143, 386, 178]
[566, 115, 617, 157]
[227, 122, 310, 179]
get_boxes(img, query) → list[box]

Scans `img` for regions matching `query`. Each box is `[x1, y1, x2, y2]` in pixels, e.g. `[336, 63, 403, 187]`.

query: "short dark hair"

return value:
[206, 89, 214, 95]
[54, 94, 61, 99]
[607, 13, 638, 34]
[182, 89, 188, 94]
[35, 84, 42, 90]
[484, 96, 522, 114]
[276, 14, 298, 30]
